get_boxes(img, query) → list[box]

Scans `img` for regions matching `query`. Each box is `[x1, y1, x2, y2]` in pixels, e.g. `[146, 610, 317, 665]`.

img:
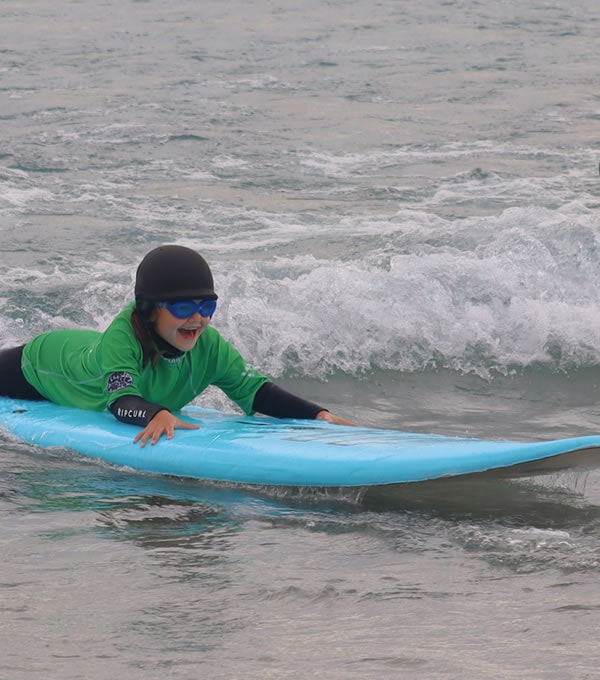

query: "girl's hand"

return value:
[133, 409, 199, 447]
[315, 410, 357, 427]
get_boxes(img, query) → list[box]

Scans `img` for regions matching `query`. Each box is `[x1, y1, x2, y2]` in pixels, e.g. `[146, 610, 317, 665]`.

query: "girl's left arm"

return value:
[252, 382, 356, 426]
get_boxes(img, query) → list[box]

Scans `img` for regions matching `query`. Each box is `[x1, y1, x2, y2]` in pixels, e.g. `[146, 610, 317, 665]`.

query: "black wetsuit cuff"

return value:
[109, 395, 169, 427]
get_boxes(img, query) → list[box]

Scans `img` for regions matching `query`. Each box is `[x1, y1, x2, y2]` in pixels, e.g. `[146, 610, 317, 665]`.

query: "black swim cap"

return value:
[135, 245, 218, 302]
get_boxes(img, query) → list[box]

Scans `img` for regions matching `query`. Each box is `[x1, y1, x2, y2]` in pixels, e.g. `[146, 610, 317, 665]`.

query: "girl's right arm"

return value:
[133, 409, 199, 447]
[109, 394, 199, 446]
[108, 394, 166, 426]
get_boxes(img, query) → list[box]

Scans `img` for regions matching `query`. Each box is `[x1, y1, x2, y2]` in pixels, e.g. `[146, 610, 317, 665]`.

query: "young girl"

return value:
[0, 245, 354, 446]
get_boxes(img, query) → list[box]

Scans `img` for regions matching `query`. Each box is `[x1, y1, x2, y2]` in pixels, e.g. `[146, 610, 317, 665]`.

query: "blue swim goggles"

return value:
[157, 299, 217, 319]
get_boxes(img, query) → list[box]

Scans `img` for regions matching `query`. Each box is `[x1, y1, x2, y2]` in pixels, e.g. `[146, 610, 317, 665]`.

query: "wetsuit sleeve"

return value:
[252, 382, 326, 420]
[109, 395, 169, 427]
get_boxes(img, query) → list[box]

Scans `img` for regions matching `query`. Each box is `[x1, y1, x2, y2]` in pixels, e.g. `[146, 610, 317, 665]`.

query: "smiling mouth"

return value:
[178, 327, 200, 340]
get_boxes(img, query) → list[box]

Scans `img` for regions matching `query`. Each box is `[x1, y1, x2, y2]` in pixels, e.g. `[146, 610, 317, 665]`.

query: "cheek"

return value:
[151, 309, 176, 338]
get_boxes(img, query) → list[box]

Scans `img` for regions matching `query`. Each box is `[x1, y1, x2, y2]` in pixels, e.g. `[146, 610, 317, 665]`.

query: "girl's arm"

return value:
[108, 394, 167, 426]
[252, 382, 356, 425]
[109, 394, 199, 446]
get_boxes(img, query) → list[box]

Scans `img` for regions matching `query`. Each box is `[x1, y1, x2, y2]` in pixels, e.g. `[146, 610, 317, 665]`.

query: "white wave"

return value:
[207, 204, 600, 378]
[299, 141, 595, 178]
[0, 185, 54, 209]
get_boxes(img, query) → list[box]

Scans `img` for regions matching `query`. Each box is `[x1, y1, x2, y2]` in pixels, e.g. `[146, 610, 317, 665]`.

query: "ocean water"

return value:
[1, 0, 600, 677]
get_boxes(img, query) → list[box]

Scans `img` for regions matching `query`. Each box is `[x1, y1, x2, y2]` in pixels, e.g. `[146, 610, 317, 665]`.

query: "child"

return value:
[0, 245, 354, 446]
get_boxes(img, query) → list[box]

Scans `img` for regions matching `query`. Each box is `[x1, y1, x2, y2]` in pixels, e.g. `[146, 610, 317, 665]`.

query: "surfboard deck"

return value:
[1, 397, 600, 487]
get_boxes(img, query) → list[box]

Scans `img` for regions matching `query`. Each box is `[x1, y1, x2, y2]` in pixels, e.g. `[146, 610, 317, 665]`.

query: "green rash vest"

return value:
[21, 303, 269, 415]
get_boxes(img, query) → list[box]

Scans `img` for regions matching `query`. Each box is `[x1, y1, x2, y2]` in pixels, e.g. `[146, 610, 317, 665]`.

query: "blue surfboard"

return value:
[1, 397, 600, 487]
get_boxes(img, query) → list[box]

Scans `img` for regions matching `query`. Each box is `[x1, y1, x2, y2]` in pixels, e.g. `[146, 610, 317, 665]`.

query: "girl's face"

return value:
[151, 305, 211, 352]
